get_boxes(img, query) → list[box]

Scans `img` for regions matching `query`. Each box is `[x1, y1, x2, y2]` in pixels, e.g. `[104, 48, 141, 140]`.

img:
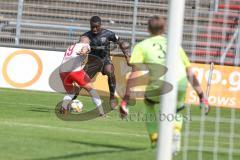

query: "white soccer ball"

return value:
[70, 100, 83, 113]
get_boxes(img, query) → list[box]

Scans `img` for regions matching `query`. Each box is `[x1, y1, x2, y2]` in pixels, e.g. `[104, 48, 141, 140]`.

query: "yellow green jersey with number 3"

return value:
[130, 35, 191, 104]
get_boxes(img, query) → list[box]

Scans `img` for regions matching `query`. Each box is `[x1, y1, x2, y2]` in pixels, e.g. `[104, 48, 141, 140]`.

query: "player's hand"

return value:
[125, 55, 132, 67]
[119, 41, 130, 51]
[119, 100, 129, 119]
[72, 82, 81, 94]
[200, 97, 210, 115]
[78, 47, 89, 55]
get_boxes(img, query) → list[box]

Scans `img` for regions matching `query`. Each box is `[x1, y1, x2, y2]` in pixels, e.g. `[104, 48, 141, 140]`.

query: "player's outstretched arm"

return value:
[186, 67, 204, 98]
[120, 66, 138, 118]
[123, 66, 139, 100]
[186, 67, 210, 114]
[179, 47, 210, 114]
[118, 40, 132, 66]
[78, 46, 90, 55]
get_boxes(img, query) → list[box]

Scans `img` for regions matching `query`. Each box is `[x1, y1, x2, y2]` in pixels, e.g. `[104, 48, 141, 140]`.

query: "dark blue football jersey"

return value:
[82, 29, 119, 58]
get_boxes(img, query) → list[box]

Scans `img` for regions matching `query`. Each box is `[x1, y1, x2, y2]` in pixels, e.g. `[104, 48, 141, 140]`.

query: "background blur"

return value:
[0, 1, 240, 160]
[0, 0, 239, 66]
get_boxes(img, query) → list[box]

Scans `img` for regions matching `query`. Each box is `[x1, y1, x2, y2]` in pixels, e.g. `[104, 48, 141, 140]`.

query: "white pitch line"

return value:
[0, 91, 147, 138]
[0, 121, 147, 138]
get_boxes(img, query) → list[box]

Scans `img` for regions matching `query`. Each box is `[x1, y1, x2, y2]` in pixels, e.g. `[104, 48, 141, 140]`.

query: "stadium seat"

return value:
[197, 34, 231, 40]
[192, 50, 235, 58]
[218, 4, 240, 10]
[0, 0, 238, 66]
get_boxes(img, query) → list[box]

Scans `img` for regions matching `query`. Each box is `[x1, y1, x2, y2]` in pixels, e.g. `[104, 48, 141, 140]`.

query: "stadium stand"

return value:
[0, 0, 239, 65]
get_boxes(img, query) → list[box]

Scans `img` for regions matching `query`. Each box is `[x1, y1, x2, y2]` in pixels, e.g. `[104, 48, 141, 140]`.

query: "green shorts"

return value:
[144, 77, 188, 110]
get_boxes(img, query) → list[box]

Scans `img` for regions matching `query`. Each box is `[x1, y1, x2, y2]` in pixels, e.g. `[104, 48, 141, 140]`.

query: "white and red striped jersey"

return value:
[60, 43, 90, 73]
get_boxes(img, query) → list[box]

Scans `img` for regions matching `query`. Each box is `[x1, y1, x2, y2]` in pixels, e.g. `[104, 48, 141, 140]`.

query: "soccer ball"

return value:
[70, 100, 83, 113]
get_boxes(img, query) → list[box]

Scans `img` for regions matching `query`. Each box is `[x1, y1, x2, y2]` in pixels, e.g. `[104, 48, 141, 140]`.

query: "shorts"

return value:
[144, 77, 188, 110]
[83, 55, 113, 78]
[102, 56, 113, 66]
[60, 70, 91, 93]
[101, 57, 114, 75]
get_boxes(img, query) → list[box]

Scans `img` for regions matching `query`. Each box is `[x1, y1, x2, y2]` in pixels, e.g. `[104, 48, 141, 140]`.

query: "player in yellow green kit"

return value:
[120, 16, 210, 153]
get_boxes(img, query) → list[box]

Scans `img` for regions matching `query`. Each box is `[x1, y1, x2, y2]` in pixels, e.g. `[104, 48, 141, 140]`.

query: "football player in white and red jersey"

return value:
[59, 36, 104, 116]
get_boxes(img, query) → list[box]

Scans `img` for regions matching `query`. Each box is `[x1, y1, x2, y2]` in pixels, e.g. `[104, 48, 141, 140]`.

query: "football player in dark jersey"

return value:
[81, 16, 131, 109]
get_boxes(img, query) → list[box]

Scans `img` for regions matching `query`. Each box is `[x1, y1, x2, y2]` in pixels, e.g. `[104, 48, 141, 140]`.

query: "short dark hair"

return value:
[90, 16, 101, 24]
[148, 16, 166, 35]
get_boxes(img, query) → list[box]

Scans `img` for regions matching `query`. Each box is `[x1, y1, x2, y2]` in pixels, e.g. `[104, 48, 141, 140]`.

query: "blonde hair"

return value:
[80, 36, 90, 44]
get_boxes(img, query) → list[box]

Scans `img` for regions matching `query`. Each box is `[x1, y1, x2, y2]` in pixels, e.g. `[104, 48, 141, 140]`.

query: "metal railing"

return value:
[0, 0, 239, 66]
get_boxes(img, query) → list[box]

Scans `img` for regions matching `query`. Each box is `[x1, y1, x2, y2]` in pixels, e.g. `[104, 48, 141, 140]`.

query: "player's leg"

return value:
[120, 94, 158, 146]
[144, 97, 158, 148]
[172, 113, 183, 155]
[84, 56, 103, 79]
[82, 82, 105, 116]
[142, 79, 187, 149]
[102, 60, 117, 109]
[62, 94, 75, 109]
[59, 72, 76, 113]
[72, 70, 105, 116]
[72, 55, 103, 100]
[172, 78, 188, 155]
[103, 64, 116, 100]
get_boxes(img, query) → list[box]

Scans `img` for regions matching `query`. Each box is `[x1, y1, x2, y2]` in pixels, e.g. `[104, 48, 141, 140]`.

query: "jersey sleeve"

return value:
[109, 31, 119, 42]
[74, 43, 83, 53]
[82, 44, 91, 52]
[179, 47, 191, 68]
[130, 44, 145, 64]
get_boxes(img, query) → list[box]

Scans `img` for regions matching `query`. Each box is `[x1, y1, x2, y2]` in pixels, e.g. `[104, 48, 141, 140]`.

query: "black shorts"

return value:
[83, 55, 113, 78]
[103, 56, 113, 66]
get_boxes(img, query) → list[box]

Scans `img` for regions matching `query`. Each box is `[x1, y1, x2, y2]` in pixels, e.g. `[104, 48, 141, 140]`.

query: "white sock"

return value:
[89, 89, 102, 107]
[62, 94, 75, 109]
[89, 89, 104, 115]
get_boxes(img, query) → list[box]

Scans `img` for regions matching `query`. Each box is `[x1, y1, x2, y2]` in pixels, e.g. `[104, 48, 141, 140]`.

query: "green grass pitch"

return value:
[0, 88, 239, 160]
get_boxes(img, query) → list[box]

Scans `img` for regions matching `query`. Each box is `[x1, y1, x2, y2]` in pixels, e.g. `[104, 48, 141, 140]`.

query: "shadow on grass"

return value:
[69, 140, 145, 150]
[33, 141, 146, 160]
[32, 149, 143, 160]
[28, 107, 55, 113]
[31, 140, 146, 160]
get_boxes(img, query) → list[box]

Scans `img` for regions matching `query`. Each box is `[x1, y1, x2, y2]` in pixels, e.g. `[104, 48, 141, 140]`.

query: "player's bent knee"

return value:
[104, 64, 115, 75]
[82, 83, 93, 92]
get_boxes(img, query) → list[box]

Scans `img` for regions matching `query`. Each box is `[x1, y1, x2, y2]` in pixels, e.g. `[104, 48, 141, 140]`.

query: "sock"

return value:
[62, 94, 75, 109]
[89, 89, 104, 115]
[107, 74, 116, 99]
[145, 103, 158, 137]
[89, 89, 102, 107]
[172, 114, 183, 153]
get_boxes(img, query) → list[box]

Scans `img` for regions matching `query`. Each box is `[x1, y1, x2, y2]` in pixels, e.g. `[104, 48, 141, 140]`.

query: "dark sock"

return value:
[108, 74, 116, 99]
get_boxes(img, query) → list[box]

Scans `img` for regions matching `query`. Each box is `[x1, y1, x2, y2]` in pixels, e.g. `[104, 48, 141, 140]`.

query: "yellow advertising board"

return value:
[90, 56, 133, 98]
[185, 63, 240, 109]
[1, 47, 238, 109]
[94, 58, 240, 109]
